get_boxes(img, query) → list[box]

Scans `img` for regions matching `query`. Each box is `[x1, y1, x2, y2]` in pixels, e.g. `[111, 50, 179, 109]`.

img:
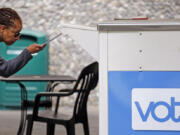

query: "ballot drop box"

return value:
[62, 20, 180, 135]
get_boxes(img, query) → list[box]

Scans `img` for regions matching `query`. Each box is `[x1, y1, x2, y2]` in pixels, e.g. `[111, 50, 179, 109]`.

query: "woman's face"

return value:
[2, 19, 22, 45]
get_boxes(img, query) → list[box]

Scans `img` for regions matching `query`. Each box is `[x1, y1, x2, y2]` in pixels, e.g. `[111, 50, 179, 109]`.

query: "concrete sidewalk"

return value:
[0, 106, 99, 135]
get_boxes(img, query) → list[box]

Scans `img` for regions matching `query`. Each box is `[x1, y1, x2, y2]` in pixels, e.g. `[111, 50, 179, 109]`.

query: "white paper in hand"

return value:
[42, 32, 62, 46]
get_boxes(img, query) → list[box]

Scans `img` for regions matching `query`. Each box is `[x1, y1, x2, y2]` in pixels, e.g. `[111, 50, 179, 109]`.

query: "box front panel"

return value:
[108, 31, 180, 135]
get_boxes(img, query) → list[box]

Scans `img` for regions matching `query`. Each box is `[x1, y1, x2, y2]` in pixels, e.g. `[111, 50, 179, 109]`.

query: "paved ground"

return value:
[0, 106, 98, 135]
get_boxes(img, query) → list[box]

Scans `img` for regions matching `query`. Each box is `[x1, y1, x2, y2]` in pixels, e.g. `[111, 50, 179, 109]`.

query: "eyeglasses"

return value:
[14, 32, 21, 37]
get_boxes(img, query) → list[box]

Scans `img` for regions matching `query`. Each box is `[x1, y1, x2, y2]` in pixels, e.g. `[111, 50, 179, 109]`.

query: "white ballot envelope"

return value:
[42, 32, 62, 46]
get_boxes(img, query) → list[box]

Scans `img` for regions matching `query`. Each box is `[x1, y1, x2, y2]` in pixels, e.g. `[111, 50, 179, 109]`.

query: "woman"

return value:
[0, 8, 45, 77]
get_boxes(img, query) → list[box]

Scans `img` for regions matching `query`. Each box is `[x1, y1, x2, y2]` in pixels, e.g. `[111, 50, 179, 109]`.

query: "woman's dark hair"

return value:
[0, 8, 21, 27]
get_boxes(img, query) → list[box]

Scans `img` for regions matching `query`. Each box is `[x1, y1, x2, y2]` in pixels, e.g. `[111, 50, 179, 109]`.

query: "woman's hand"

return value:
[26, 44, 46, 54]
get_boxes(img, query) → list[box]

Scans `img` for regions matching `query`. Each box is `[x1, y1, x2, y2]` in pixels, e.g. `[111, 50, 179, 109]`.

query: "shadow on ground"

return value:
[0, 106, 98, 135]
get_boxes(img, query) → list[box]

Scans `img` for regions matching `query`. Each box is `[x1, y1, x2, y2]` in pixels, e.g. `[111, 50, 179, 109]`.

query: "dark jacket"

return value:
[0, 49, 32, 77]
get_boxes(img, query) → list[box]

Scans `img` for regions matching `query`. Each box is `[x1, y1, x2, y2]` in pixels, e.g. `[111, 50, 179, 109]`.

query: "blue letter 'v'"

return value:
[135, 101, 154, 122]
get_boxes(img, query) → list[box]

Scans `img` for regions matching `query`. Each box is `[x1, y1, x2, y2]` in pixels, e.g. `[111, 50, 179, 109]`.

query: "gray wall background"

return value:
[1, 0, 180, 107]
